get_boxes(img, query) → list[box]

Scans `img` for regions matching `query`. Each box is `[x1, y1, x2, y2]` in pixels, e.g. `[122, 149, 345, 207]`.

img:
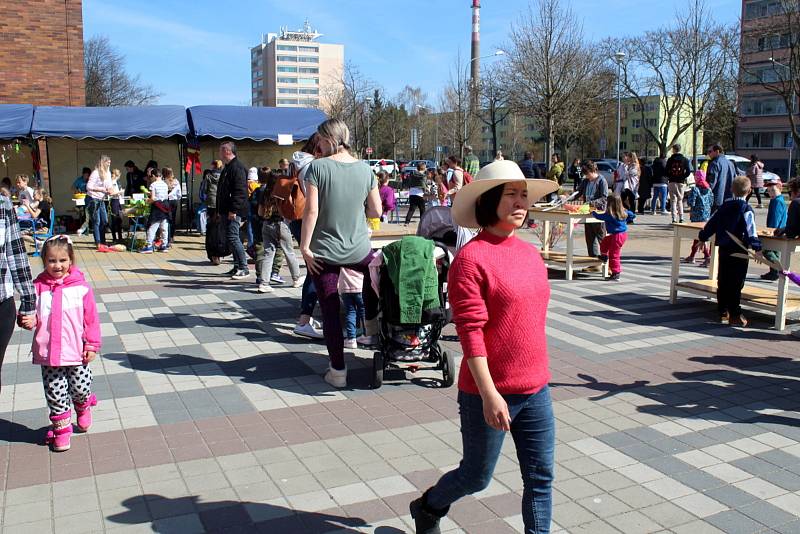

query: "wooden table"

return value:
[669, 222, 800, 330]
[529, 207, 607, 280]
[369, 226, 417, 249]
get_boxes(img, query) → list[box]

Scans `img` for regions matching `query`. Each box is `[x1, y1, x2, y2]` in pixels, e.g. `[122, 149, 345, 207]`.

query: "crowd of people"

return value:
[4, 119, 800, 534]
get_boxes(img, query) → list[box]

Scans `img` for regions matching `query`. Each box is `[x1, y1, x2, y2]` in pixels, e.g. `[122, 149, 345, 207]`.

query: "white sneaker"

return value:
[294, 322, 324, 339]
[343, 338, 357, 349]
[356, 335, 378, 346]
[324, 366, 347, 388]
[258, 283, 274, 293]
[292, 275, 306, 288]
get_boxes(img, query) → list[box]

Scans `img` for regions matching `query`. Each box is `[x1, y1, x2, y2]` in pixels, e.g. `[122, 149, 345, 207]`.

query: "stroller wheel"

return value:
[371, 351, 384, 389]
[441, 351, 455, 388]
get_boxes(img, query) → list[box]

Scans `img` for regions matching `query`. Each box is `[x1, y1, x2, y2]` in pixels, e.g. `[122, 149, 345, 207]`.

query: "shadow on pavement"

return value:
[106, 494, 404, 533]
[0, 420, 48, 445]
[554, 355, 800, 429]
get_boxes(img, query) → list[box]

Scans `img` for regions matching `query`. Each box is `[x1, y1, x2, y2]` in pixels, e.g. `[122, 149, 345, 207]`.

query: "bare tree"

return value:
[604, 0, 735, 160]
[84, 36, 160, 106]
[477, 65, 513, 159]
[438, 52, 479, 159]
[323, 61, 376, 155]
[505, 0, 602, 164]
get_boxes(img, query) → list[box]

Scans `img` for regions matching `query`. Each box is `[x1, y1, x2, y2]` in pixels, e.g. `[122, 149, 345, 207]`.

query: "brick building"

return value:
[0, 0, 85, 106]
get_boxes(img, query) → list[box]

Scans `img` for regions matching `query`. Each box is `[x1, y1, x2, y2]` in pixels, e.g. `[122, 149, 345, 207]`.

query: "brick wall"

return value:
[0, 0, 85, 106]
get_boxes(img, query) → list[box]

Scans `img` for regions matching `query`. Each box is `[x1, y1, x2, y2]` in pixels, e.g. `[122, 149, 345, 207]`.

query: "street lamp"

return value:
[365, 96, 373, 159]
[613, 51, 626, 163]
[463, 50, 506, 158]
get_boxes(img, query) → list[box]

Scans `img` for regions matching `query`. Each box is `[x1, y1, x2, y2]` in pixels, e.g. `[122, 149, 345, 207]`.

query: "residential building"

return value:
[737, 0, 798, 178]
[250, 21, 343, 111]
[0, 0, 85, 106]
[602, 96, 703, 160]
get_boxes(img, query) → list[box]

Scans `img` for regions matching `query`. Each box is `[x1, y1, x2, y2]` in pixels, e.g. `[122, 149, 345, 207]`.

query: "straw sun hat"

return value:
[451, 159, 559, 229]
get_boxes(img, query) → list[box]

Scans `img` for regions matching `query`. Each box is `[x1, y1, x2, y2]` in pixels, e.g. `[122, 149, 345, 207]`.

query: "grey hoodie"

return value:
[292, 150, 315, 193]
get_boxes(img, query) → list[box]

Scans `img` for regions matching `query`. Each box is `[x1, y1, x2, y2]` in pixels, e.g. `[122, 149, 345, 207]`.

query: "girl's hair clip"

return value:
[45, 234, 74, 245]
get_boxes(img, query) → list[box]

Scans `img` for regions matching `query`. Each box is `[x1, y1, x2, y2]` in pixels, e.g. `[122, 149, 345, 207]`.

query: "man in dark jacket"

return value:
[576, 161, 609, 267]
[216, 142, 250, 279]
[650, 153, 669, 214]
[124, 161, 147, 197]
[707, 144, 736, 211]
[666, 144, 692, 223]
[518, 151, 542, 179]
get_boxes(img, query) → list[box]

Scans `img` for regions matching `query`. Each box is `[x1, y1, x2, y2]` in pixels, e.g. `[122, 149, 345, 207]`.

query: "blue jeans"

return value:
[428, 388, 555, 534]
[341, 292, 364, 339]
[86, 198, 108, 245]
[651, 184, 668, 213]
[226, 215, 247, 271]
[288, 219, 318, 316]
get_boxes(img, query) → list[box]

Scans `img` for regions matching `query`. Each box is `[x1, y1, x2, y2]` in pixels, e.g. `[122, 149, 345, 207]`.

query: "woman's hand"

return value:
[302, 248, 322, 275]
[482, 389, 511, 431]
[83, 351, 97, 364]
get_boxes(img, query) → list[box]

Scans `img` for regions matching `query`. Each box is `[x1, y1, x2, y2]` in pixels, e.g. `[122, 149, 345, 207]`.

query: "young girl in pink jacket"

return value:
[19, 235, 101, 452]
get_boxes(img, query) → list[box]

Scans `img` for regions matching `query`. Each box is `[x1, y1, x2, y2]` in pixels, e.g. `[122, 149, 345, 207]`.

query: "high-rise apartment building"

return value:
[250, 21, 343, 110]
[737, 0, 798, 177]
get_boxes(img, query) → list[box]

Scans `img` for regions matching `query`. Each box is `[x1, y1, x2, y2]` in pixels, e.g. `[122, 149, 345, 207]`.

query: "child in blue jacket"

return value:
[761, 177, 787, 281]
[592, 195, 635, 281]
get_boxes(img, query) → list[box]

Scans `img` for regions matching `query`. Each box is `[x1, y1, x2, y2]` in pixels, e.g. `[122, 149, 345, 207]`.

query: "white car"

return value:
[692, 154, 780, 186]
[367, 159, 398, 175]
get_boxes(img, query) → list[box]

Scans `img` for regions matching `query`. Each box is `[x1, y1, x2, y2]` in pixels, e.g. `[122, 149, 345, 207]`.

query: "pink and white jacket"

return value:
[32, 267, 101, 367]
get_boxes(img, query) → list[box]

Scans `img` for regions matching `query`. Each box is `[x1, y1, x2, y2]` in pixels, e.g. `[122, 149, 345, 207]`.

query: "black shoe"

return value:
[608, 272, 621, 281]
[599, 254, 609, 263]
[225, 266, 238, 275]
[410, 490, 449, 534]
[761, 271, 779, 281]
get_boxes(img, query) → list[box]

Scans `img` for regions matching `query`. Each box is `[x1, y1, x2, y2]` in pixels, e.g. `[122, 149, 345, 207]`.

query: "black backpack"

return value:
[667, 157, 686, 180]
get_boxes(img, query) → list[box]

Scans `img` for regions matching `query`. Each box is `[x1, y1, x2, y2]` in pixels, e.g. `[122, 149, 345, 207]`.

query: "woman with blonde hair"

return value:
[300, 118, 382, 388]
[86, 155, 112, 251]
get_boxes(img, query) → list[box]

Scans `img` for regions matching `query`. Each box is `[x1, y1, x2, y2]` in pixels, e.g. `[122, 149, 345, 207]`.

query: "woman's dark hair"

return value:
[750, 154, 759, 162]
[301, 133, 319, 154]
[474, 183, 506, 228]
[447, 155, 461, 166]
[580, 160, 598, 174]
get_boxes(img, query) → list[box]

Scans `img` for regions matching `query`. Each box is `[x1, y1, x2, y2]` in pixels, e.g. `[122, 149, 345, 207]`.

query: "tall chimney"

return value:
[470, 0, 480, 83]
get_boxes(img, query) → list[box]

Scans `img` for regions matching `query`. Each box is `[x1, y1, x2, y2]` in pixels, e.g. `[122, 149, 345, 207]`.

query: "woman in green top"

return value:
[301, 119, 383, 388]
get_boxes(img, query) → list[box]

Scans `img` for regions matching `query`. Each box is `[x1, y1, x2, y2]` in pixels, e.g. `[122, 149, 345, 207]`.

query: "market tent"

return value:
[0, 104, 34, 139]
[187, 106, 325, 142]
[31, 105, 189, 140]
[31, 106, 188, 221]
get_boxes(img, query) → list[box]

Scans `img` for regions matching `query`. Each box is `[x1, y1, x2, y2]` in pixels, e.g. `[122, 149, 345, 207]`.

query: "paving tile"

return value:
[705, 510, 769, 534]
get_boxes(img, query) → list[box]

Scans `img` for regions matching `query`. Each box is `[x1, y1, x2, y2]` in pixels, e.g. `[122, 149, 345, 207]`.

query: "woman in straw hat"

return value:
[409, 160, 558, 534]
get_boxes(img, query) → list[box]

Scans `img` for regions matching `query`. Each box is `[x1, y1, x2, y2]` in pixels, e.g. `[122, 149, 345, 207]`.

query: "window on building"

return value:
[277, 55, 298, 62]
[619, 141, 627, 150]
[279, 88, 298, 94]
[277, 66, 298, 73]
[739, 130, 790, 148]
[298, 46, 319, 52]
[620, 127, 627, 135]
[300, 98, 320, 106]
[252, 81, 258, 89]
[298, 67, 319, 74]
[742, 64, 783, 84]
[645, 102, 657, 112]
[741, 96, 790, 116]
[744, 0, 784, 20]
[298, 88, 318, 95]
[744, 32, 792, 52]
[277, 45, 298, 51]
[645, 118, 657, 128]
[251, 48, 260, 58]
[297, 56, 319, 63]
[631, 134, 642, 143]
[297, 77, 319, 85]
[277, 77, 298, 83]
[632, 119, 642, 128]
[633, 104, 642, 112]
[278, 98, 299, 105]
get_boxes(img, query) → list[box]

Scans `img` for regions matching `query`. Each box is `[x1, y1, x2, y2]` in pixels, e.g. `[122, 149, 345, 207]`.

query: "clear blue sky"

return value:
[83, 0, 739, 107]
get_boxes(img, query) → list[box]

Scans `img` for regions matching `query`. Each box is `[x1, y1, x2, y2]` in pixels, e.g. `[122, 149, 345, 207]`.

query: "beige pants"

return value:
[668, 182, 685, 222]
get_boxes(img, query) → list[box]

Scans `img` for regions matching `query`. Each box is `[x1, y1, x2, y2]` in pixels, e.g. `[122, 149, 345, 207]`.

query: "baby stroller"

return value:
[371, 237, 454, 389]
[416, 206, 474, 253]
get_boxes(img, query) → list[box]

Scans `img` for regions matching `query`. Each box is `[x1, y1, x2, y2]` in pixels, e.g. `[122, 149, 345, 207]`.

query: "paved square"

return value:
[1, 222, 799, 533]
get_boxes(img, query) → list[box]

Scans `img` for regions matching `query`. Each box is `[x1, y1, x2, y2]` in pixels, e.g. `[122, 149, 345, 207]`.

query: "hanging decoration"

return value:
[185, 146, 202, 175]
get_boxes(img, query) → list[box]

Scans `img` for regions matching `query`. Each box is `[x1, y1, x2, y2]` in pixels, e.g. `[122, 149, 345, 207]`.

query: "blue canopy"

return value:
[0, 104, 34, 139]
[31, 105, 189, 140]
[187, 106, 325, 142]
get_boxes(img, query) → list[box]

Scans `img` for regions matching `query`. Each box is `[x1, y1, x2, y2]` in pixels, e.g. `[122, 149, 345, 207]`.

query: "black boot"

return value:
[409, 489, 449, 534]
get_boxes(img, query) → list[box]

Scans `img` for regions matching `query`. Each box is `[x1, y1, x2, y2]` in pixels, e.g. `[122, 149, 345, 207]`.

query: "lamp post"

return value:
[365, 96, 373, 160]
[770, 57, 795, 179]
[613, 51, 626, 163]
[463, 50, 505, 159]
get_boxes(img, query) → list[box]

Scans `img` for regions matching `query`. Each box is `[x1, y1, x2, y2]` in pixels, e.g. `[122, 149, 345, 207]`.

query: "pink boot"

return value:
[47, 411, 72, 452]
[74, 394, 97, 432]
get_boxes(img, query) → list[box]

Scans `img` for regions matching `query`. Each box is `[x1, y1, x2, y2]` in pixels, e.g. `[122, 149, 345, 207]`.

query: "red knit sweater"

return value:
[449, 231, 551, 395]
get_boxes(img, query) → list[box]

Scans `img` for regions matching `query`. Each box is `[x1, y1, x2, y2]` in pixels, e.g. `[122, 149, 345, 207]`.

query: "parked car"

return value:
[692, 154, 781, 185]
[593, 160, 617, 186]
[400, 160, 436, 176]
[367, 159, 398, 175]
